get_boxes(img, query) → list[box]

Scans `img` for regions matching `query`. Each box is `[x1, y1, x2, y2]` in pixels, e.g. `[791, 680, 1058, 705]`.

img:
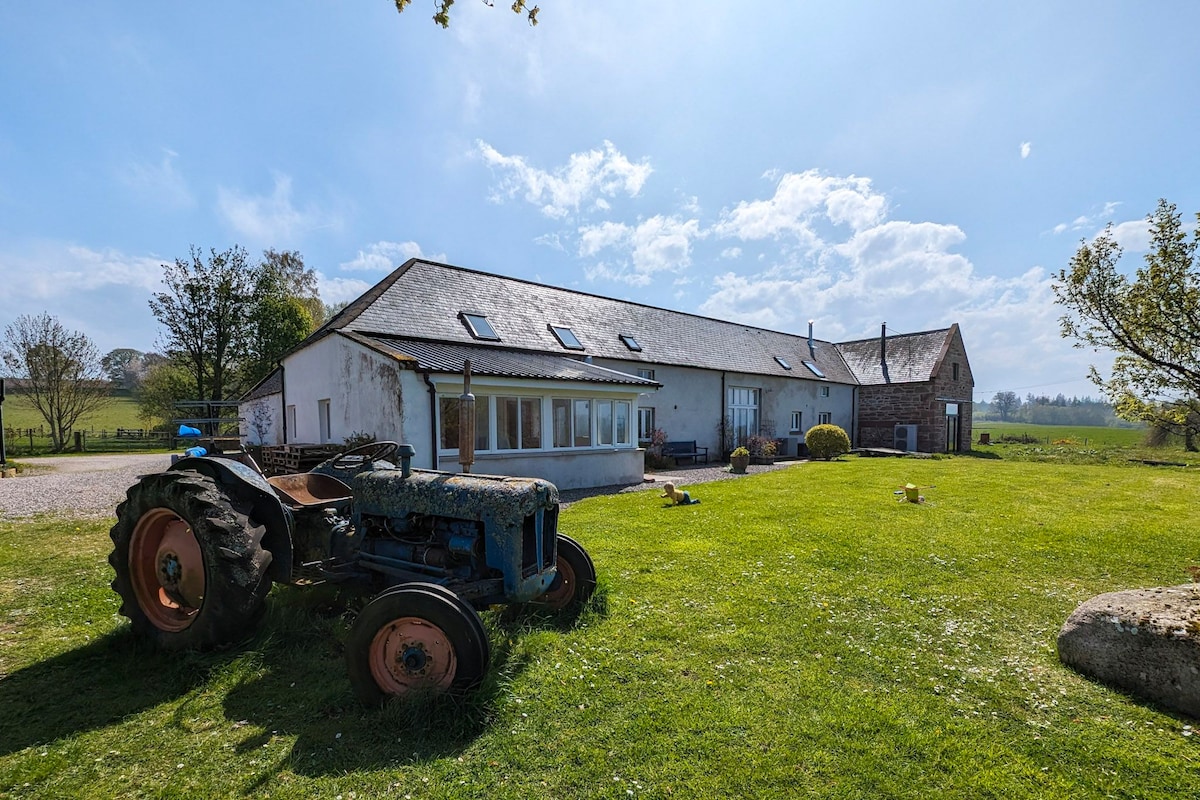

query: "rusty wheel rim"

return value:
[540, 555, 578, 610]
[368, 617, 458, 694]
[128, 508, 205, 632]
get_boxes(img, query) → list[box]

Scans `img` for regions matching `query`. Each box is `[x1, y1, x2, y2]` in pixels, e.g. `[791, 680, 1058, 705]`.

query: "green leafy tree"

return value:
[1, 312, 111, 452]
[150, 245, 258, 403]
[395, 0, 540, 28]
[240, 249, 321, 389]
[991, 391, 1020, 421]
[101, 348, 150, 392]
[136, 360, 195, 426]
[1055, 199, 1200, 450]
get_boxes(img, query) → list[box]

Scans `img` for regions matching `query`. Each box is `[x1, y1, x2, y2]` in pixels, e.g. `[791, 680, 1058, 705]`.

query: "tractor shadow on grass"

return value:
[220, 585, 608, 781]
[0, 628, 229, 756]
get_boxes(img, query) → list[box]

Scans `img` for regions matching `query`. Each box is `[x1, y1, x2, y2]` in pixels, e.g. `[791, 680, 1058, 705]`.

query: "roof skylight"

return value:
[460, 312, 500, 341]
[549, 324, 585, 350]
[802, 360, 826, 378]
[620, 334, 642, 352]
[774, 356, 792, 370]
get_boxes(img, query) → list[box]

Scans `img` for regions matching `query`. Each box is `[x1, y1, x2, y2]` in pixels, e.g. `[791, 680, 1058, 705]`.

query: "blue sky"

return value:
[3, 2, 1199, 402]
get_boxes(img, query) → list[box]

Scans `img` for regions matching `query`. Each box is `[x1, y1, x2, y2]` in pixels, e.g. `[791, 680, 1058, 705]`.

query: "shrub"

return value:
[745, 434, 778, 459]
[806, 424, 851, 460]
[730, 446, 750, 458]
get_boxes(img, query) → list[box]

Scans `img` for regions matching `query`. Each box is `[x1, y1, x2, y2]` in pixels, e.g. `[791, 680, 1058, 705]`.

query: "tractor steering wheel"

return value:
[331, 441, 399, 470]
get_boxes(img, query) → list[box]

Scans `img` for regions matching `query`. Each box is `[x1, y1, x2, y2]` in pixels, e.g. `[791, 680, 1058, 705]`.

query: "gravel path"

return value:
[0, 453, 805, 519]
[556, 459, 804, 506]
[0, 454, 169, 520]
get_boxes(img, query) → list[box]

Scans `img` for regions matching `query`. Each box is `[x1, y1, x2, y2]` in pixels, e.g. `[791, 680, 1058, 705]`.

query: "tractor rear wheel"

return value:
[346, 584, 490, 704]
[537, 534, 597, 610]
[108, 471, 273, 650]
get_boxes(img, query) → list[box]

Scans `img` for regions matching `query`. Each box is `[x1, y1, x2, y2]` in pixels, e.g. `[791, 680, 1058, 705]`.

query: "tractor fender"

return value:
[169, 456, 295, 582]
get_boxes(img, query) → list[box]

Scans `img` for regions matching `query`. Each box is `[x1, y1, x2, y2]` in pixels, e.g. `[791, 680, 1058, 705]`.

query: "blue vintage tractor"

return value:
[107, 441, 595, 704]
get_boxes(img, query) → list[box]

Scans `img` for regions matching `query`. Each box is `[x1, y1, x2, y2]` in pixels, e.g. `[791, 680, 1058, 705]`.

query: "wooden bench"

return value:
[662, 440, 709, 464]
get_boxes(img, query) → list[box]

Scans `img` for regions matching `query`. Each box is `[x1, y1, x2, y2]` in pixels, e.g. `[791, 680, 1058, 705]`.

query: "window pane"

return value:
[475, 395, 490, 451]
[439, 396, 460, 450]
[553, 399, 571, 448]
[497, 396, 519, 450]
[615, 401, 630, 444]
[597, 401, 613, 446]
[573, 399, 591, 447]
[638, 407, 655, 440]
[521, 397, 542, 449]
[946, 403, 958, 416]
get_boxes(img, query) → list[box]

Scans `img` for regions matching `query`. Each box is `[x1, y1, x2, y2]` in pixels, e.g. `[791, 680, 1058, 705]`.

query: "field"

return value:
[1, 396, 167, 457]
[2, 452, 1200, 798]
[1, 394, 144, 434]
[974, 421, 1146, 448]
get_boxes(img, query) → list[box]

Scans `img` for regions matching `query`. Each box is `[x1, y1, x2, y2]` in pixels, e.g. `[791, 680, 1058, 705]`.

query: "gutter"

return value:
[421, 370, 439, 470]
[279, 362, 287, 444]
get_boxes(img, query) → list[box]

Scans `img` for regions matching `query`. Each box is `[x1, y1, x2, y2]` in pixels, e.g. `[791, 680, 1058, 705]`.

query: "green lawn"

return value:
[2, 456, 1199, 798]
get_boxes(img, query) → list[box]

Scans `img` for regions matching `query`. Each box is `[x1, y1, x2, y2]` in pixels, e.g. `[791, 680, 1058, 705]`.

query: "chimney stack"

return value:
[880, 322, 887, 364]
[807, 319, 814, 354]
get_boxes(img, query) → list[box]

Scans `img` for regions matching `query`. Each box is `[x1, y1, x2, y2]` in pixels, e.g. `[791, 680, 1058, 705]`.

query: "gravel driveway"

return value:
[0, 453, 803, 520]
[0, 453, 170, 520]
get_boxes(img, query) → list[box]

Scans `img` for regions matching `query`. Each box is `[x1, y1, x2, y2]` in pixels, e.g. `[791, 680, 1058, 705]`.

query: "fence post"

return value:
[74, 430, 83, 452]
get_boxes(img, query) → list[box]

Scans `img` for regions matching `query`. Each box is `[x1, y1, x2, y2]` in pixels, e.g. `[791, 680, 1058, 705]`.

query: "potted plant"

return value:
[729, 446, 750, 474]
[746, 434, 778, 465]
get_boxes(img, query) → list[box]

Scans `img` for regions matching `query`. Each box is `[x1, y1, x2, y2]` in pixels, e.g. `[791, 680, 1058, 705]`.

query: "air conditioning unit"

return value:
[894, 424, 918, 452]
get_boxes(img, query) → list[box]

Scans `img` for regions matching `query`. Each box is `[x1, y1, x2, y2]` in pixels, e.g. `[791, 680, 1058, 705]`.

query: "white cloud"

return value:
[1109, 220, 1152, 252]
[720, 247, 742, 259]
[0, 243, 169, 352]
[119, 148, 193, 209]
[714, 169, 887, 244]
[476, 139, 652, 219]
[578, 216, 702, 286]
[1050, 202, 1124, 237]
[217, 173, 341, 244]
[1020, 141, 1032, 159]
[577, 221, 630, 257]
[317, 275, 373, 305]
[339, 241, 440, 272]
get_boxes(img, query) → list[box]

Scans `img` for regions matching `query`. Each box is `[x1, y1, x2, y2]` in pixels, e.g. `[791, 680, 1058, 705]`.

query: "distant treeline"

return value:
[975, 393, 1140, 427]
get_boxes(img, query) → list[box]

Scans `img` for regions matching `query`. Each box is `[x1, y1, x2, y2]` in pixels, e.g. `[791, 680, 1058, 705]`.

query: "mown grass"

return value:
[1, 395, 144, 434]
[2, 456, 1200, 798]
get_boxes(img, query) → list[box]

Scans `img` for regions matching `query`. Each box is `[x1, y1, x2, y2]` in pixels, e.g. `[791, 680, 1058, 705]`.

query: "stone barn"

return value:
[837, 324, 974, 453]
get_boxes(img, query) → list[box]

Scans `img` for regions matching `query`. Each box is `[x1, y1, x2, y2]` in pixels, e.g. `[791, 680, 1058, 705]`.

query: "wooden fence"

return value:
[1, 426, 171, 456]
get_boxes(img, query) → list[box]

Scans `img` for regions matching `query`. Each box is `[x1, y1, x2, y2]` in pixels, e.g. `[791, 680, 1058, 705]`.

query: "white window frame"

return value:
[790, 411, 803, 434]
[318, 399, 332, 443]
[818, 411, 831, 426]
[728, 386, 760, 446]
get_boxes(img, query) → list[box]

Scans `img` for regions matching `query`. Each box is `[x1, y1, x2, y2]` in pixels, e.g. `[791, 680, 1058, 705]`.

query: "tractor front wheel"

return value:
[108, 471, 273, 649]
[346, 584, 490, 705]
[537, 534, 597, 611]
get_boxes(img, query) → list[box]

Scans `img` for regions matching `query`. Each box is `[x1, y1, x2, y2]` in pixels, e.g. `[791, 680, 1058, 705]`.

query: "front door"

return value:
[945, 402, 960, 452]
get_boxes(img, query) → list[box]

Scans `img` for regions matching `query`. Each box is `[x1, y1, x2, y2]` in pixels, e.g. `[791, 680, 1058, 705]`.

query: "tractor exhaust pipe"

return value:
[459, 360, 476, 474]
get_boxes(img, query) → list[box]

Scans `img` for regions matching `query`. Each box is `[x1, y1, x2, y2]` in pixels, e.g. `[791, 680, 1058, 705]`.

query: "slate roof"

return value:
[343, 334, 660, 387]
[242, 368, 283, 401]
[314, 259, 859, 385]
[835, 327, 954, 386]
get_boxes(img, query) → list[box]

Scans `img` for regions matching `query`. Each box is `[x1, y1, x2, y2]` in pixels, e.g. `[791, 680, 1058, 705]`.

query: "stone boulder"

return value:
[1057, 584, 1200, 718]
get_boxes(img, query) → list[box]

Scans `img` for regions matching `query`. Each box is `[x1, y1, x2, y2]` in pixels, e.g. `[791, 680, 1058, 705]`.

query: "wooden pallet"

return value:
[261, 443, 343, 475]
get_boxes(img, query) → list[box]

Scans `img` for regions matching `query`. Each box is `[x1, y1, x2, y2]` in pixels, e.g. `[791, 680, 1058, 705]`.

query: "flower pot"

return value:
[730, 455, 749, 474]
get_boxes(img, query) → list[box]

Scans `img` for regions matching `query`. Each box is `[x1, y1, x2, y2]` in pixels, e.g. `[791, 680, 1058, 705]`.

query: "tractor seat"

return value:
[266, 473, 353, 509]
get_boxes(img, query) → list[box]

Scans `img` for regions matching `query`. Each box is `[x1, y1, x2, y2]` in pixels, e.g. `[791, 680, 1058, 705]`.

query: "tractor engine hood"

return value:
[351, 469, 559, 525]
